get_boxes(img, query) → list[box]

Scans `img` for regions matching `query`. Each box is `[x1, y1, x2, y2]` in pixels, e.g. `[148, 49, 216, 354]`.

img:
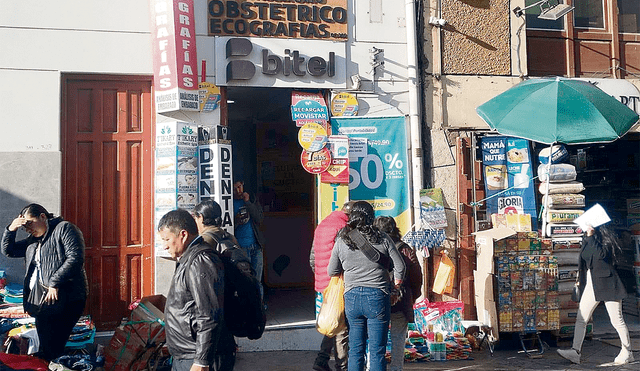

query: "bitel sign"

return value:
[214, 36, 346, 88]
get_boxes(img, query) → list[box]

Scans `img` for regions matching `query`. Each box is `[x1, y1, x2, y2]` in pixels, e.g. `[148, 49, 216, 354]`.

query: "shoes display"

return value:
[557, 348, 581, 364]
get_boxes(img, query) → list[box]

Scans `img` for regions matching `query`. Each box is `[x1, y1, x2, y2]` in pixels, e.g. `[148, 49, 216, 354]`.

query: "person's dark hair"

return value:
[194, 200, 223, 227]
[374, 216, 401, 243]
[593, 224, 622, 261]
[158, 209, 198, 236]
[338, 201, 382, 250]
[342, 201, 355, 215]
[21, 204, 54, 219]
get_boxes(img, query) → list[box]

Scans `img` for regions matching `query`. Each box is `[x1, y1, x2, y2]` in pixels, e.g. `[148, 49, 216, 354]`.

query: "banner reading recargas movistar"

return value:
[331, 116, 411, 233]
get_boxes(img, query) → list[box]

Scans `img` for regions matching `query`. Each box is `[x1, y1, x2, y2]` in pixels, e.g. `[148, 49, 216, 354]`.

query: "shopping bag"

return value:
[316, 275, 346, 337]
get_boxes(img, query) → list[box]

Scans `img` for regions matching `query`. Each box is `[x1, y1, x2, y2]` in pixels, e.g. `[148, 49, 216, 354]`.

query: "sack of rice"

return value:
[538, 145, 569, 164]
[541, 194, 585, 208]
[539, 181, 585, 194]
[545, 209, 585, 223]
[538, 164, 577, 182]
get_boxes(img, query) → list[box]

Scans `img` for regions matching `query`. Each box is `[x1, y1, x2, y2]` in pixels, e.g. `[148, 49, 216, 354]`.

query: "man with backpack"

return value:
[158, 209, 224, 371]
[193, 200, 267, 370]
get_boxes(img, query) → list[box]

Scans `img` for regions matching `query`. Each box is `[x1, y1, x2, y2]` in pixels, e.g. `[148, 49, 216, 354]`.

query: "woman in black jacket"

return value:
[557, 224, 633, 365]
[2, 204, 88, 361]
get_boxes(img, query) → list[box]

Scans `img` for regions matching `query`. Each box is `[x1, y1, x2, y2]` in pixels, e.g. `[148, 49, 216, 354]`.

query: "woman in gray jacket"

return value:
[328, 201, 405, 371]
[2, 204, 88, 361]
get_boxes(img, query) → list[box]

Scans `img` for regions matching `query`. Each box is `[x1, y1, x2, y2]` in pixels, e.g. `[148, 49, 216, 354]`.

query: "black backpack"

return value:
[206, 231, 266, 340]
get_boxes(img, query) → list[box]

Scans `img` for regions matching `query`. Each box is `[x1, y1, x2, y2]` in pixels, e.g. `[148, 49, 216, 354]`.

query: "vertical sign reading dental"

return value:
[198, 125, 234, 233]
[331, 116, 411, 233]
[480, 136, 537, 229]
[151, 0, 199, 113]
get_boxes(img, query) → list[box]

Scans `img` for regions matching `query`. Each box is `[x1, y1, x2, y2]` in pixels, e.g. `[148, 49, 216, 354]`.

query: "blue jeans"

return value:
[242, 243, 264, 297]
[344, 287, 390, 371]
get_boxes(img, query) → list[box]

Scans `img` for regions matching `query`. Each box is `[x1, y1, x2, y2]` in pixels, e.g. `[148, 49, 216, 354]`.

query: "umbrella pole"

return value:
[541, 143, 554, 237]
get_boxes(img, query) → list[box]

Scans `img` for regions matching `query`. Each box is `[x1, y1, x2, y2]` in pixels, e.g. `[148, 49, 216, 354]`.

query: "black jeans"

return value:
[35, 299, 85, 361]
[171, 324, 236, 371]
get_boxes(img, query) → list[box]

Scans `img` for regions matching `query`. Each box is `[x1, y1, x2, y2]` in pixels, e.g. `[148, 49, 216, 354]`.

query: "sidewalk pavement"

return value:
[233, 335, 639, 371]
[234, 305, 640, 371]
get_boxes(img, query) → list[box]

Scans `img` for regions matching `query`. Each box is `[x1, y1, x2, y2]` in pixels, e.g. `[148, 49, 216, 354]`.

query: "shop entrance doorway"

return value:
[227, 87, 316, 291]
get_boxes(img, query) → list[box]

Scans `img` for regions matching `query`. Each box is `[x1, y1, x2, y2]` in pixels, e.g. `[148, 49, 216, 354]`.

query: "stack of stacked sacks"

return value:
[538, 144, 587, 338]
[538, 144, 585, 238]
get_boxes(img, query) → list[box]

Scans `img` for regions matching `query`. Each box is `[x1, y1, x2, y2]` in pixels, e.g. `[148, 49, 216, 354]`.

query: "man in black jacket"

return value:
[158, 209, 225, 371]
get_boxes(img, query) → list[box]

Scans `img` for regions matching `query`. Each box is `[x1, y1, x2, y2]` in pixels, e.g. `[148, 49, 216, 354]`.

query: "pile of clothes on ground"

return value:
[0, 282, 103, 371]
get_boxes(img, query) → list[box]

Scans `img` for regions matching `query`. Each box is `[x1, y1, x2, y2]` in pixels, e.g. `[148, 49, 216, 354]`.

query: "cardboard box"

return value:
[558, 292, 579, 309]
[473, 270, 499, 340]
[104, 295, 166, 371]
[627, 198, 640, 213]
[474, 227, 517, 274]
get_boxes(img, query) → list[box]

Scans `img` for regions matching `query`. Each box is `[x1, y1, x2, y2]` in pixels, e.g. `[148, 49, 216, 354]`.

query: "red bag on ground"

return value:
[0, 353, 49, 371]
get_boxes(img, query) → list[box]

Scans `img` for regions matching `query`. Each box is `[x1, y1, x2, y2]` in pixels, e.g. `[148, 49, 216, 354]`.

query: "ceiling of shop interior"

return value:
[227, 87, 294, 123]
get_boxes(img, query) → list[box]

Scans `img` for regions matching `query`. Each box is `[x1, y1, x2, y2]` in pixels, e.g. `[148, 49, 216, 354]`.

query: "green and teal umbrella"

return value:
[476, 77, 639, 145]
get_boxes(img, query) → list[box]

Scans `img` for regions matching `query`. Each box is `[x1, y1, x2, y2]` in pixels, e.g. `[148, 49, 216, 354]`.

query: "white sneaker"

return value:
[614, 350, 634, 365]
[557, 348, 581, 364]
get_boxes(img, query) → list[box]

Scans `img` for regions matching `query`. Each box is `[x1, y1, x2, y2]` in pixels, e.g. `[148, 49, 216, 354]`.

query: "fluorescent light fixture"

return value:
[538, 4, 574, 20]
[513, 0, 574, 20]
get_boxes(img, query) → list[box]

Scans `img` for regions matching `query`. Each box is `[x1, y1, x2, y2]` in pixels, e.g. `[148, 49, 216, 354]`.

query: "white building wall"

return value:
[0, 0, 414, 293]
[0, 1, 153, 152]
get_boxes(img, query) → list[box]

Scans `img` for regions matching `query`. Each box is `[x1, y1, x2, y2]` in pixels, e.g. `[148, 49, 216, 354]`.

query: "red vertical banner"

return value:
[150, 0, 199, 113]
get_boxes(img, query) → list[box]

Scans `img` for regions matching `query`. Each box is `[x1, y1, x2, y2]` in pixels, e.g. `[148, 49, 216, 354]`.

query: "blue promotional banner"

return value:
[480, 136, 537, 229]
[331, 116, 411, 232]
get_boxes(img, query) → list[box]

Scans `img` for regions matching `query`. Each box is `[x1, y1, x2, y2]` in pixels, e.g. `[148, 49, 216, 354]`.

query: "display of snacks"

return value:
[494, 234, 560, 333]
[499, 310, 513, 332]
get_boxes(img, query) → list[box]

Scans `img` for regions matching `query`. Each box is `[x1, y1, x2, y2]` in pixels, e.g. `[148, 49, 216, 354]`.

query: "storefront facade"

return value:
[423, 0, 640, 318]
[0, 0, 422, 328]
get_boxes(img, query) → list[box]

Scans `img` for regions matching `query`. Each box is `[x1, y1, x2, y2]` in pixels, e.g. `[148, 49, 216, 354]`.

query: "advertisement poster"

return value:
[297, 122, 328, 152]
[480, 136, 537, 229]
[331, 92, 358, 116]
[291, 91, 329, 127]
[331, 116, 410, 233]
[321, 135, 350, 183]
[150, 0, 200, 113]
[301, 147, 332, 174]
[420, 188, 447, 229]
[198, 125, 234, 234]
[155, 121, 198, 257]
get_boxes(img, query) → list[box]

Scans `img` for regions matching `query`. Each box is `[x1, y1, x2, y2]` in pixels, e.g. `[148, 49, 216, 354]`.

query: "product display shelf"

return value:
[494, 233, 559, 356]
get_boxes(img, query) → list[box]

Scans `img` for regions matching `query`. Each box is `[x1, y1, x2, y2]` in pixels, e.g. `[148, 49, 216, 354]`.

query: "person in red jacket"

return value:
[310, 201, 354, 371]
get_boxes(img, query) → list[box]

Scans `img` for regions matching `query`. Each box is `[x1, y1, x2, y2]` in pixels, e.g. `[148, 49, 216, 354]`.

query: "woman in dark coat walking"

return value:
[557, 223, 633, 365]
[2, 204, 88, 361]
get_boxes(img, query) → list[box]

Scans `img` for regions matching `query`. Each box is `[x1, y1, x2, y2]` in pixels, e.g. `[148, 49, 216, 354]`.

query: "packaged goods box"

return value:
[104, 295, 166, 371]
[474, 227, 518, 274]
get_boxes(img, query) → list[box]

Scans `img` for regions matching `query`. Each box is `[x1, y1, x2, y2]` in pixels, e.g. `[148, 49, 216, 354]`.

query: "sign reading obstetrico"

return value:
[207, 0, 348, 41]
[150, 0, 200, 113]
[215, 36, 346, 88]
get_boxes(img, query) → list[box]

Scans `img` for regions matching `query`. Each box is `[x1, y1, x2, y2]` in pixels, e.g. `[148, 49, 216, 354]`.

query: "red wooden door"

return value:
[62, 75, 154, 329]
